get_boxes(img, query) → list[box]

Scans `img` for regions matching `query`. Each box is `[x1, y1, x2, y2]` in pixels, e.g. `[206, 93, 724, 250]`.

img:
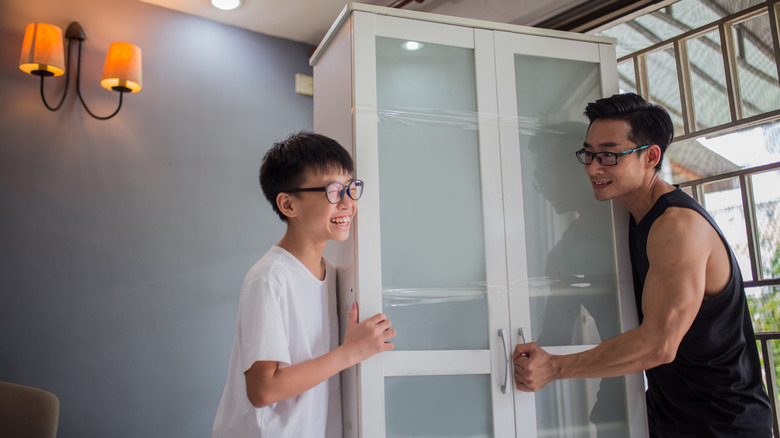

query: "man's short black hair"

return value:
[584, 93, 674, 172]
[260, 132, 354, 222]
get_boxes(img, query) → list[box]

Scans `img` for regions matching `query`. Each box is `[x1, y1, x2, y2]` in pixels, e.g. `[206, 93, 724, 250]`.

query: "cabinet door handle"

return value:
[499, 328, 511, 394]
[518, 327, 529, 357]
[518, 327, 529, 343]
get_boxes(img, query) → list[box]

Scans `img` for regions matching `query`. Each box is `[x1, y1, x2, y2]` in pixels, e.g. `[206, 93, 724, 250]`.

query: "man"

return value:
[513, 93, 772, 437]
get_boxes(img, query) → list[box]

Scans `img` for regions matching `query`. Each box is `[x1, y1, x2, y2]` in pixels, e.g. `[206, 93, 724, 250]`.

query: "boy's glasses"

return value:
[288, 179, 364, 204]
[575, 144, 650, 166]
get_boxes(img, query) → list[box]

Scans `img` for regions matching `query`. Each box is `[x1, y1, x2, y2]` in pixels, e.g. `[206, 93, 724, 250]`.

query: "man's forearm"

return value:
[554, 325, 671, 380]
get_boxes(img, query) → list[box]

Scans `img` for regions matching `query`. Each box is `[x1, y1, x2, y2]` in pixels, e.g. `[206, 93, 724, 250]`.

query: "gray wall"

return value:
[0, 0, 313, 436]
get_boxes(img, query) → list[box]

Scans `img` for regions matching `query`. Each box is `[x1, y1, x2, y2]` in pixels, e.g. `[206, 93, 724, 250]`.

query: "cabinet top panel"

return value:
[310, 2, 616, 66]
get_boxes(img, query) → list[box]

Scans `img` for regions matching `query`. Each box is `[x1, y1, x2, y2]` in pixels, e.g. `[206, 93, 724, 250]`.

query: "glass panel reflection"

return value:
[687, 30, 731, 129]
[376, 37, 489, 350]
[701, 178, 753, 281]
[385, 375, 492, 438]
[598, 0, 764, 58]
[733, 12, 780, 119]
[536, 376, 628, 438]
[645, 47, 685, 137]
[618, 60, 636, 94]
[383, 289, 489, 350]
[667, 121, 780, 185]
[514, 52, 628, 436]
[750, 170, 780, 280]
[746, 285, 780, 397]
[513, 54, 621, 347]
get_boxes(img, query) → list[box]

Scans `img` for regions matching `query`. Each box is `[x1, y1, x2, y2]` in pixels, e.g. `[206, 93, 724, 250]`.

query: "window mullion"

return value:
[739, 173, 762, 281]
[636, 55, 649, 98]
[769, 1, 780, 85]
[675, 38, 694, 134]
[690, 182, 702, 204]
[719, 21, 742, 122]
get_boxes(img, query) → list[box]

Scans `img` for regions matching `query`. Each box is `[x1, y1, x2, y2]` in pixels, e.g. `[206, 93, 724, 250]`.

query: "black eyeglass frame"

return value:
[287, 179, 364, 204]
[575, 144, 651, 166]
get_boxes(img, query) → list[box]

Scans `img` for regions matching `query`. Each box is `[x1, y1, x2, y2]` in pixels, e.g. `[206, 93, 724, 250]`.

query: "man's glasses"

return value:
[288, 179, 364, 204]
[575, 144, 650, 166]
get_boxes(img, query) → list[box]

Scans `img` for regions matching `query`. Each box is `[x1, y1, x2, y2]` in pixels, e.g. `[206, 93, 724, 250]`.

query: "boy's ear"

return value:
[276, 192, 297, 219]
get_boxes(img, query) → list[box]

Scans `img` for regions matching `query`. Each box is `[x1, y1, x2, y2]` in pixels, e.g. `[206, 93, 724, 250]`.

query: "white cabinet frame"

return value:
[313, 4, 647, 437]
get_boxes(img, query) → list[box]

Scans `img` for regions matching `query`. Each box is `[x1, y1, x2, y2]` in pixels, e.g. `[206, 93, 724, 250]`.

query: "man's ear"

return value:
[277, 192, 296, 219]
[646, 144, 662, 169]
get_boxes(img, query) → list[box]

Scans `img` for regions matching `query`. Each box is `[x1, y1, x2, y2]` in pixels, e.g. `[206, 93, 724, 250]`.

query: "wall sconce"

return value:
[19, 22, 142, 120]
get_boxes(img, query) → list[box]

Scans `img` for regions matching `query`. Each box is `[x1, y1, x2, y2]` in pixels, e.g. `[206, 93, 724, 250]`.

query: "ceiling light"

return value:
[211, 0, 242, 11]
[402, 41, 423, 51]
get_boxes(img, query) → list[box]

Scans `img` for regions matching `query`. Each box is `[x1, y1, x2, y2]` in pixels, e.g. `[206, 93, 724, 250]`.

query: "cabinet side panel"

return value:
[314, 16, 359, 438]
[603, 38, 649, 438]
[313, 18, 355, 151]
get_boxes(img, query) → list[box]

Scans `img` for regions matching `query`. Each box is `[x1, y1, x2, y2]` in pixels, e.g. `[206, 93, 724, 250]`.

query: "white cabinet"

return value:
[311, 4, 647, 437]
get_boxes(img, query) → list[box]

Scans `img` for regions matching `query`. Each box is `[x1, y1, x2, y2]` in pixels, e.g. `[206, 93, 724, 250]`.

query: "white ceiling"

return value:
[137, 0, 583, 46]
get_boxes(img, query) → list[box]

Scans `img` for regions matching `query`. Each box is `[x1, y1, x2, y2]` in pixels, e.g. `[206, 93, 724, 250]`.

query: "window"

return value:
[595, 0, 780, 285]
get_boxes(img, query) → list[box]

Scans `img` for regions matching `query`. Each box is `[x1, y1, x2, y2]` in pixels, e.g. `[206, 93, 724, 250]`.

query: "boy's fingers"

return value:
[348, 302, 358, 326]
[363, 312, 389, 325]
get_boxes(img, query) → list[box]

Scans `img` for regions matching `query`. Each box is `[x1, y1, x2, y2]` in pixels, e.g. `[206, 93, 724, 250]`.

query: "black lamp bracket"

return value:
[38, 21, 125, 120]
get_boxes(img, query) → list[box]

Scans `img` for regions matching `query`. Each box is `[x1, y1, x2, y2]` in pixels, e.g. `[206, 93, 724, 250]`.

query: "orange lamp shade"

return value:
[100, 42, 142, 93]
[19, 23, 65, 76]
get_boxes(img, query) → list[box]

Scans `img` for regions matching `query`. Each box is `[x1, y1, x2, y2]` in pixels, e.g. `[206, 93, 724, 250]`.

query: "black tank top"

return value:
[628, 187, 772, 437]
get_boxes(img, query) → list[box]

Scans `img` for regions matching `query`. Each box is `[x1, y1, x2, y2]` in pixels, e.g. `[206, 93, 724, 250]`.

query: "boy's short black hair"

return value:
[584, 92, 674, 172]
[260, 132, 354, 222]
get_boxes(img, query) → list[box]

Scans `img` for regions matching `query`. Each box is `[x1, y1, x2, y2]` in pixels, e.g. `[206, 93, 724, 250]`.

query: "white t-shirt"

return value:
[211, 246, 342, 438]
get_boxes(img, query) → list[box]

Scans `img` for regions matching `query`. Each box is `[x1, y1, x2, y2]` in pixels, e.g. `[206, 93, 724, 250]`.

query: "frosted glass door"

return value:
[376, 36, 488, 351]
[494, 31, 643, 438]
[513, 54, 628, 438]
[377, 34, 493, 438]
[385, 375, 494, 437]
[377, 33, 492, 438]
[351, 14, 513, 437]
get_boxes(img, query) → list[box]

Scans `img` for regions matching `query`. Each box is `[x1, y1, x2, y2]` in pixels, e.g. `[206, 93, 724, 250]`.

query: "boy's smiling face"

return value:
[286, 168, 357, 245]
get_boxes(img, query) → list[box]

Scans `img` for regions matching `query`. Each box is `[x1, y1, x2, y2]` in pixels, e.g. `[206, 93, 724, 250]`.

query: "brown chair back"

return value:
[0, 382, 60, 438]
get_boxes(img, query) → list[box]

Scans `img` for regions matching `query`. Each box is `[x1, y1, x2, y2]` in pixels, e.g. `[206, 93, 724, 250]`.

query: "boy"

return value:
[211, 132, 396, 437]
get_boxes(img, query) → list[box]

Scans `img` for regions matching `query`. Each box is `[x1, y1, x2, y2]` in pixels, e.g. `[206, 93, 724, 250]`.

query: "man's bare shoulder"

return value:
[650, 205, 712, 239]
[644, 206, 720, 269]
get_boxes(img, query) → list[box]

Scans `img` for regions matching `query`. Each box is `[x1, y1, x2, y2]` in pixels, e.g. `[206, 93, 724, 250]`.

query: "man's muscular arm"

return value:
[513, 208, 719, 391]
